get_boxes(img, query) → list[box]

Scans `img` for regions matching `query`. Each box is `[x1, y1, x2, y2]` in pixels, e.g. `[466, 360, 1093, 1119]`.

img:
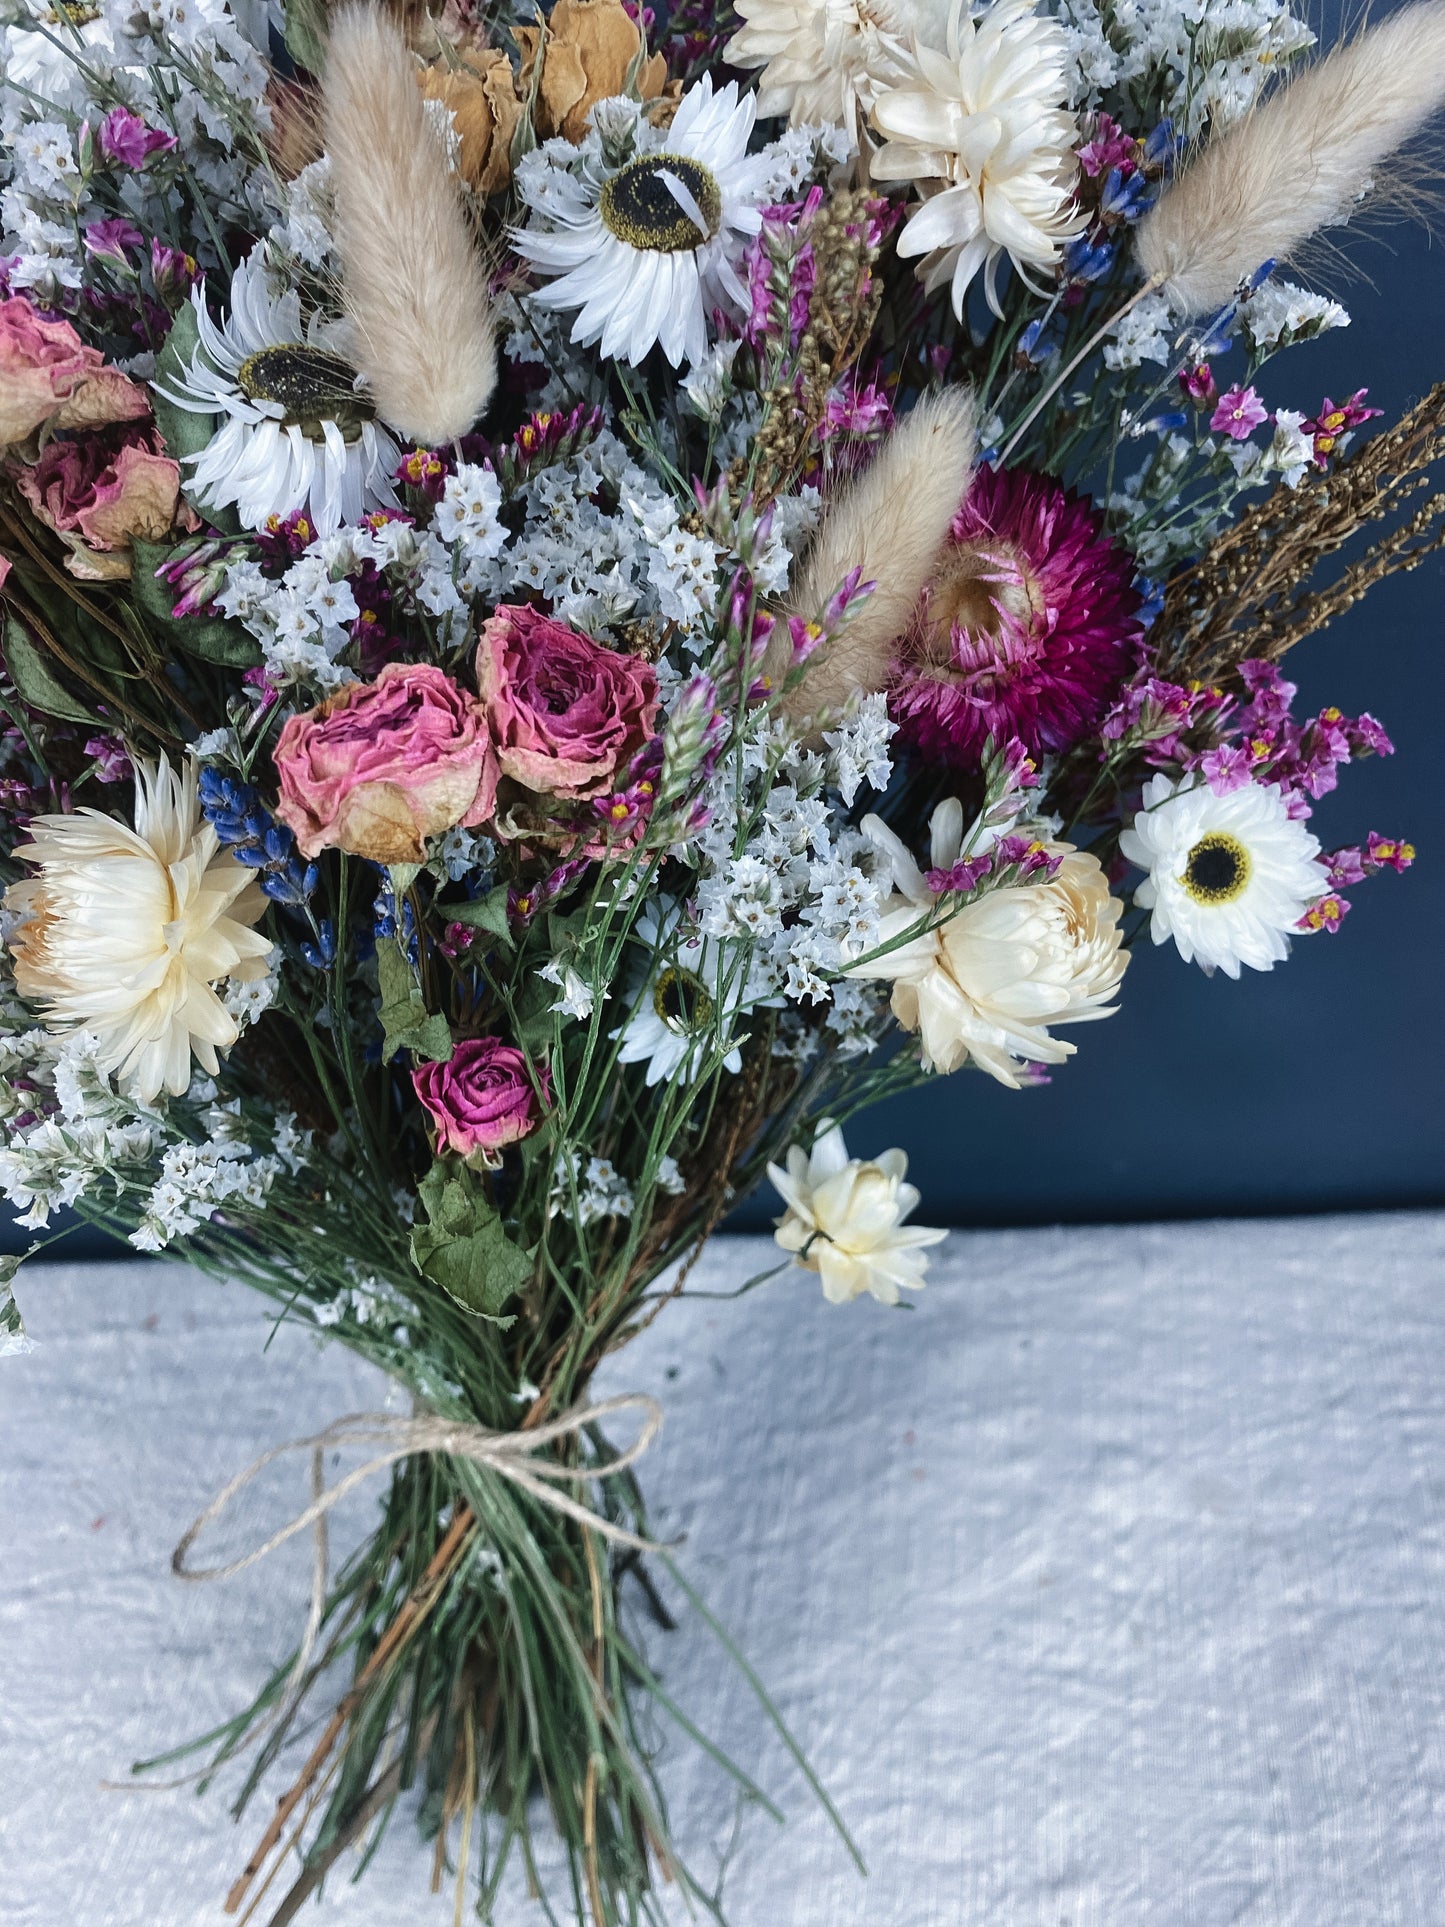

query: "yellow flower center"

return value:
[653, 966, 712, 1033]
[1182, 832, 1251, 906]
[237, 343, 373, 440]
[600, 155, 722, 252]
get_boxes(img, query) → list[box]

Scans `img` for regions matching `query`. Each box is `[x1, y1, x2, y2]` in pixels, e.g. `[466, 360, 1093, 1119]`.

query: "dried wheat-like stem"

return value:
[323, 6, 496, 445]
[1157, 382, 1445, 679]
[1138, 0, 1445, 314]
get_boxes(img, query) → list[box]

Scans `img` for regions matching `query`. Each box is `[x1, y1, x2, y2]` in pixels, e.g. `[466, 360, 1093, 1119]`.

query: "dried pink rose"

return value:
[475, 604, 658, 802]
[15, 426, 188, 579]
[413, 1037, 548, 1164]
[272, 661, 498, 865]
[0, 294, 149, 447]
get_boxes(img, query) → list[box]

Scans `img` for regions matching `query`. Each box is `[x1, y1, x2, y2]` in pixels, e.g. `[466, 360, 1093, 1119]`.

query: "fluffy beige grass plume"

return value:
[779, 389, 976, 729]
[322, 5, 496, 446]
[1138, 0, 1445, 315]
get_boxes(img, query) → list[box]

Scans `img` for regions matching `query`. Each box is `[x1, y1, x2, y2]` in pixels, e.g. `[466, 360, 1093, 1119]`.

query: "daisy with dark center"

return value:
[1120, 774, 1326, 978]
[154, 254, 401, 537]
[889, 464, 1143, 769]
[513, 78, 772, 368]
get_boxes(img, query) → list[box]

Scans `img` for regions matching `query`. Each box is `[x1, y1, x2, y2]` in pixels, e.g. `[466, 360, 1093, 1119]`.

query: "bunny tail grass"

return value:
[1137, 0, 1445, 316]
[322, 5, 496, 446]
[781, 389, 976, 728]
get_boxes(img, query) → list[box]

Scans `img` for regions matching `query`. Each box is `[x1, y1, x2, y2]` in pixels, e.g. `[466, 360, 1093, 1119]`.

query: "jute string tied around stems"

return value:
[169, 1394, 666, 1746]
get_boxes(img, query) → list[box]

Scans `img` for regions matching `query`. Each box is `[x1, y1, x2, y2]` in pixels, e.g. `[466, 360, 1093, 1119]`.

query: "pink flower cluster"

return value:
[1194, 660, 1392, 810]
[271, 608, 659, 864]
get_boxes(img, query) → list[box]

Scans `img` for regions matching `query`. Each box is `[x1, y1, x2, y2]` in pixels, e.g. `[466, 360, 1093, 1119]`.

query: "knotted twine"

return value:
[167, 1394, 665, 1761]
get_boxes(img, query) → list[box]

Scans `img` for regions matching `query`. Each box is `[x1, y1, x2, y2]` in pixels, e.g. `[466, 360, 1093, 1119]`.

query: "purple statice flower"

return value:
[256, 508, 319, 570]
[993, 833, 1063, 880]
[1366, 830, 1415, 871]
[821, 374, 893, 442]
[891, 465, 1143, 769]
[83, 217, 144, 264]
[1198, 742, 1253, 792]
[395, 446, 449, 504]
[149, 239, 200, 310]
[98, 107, 175, 170]
[927, 853, 992, 894]
[1210, 385, 1269, 440]
[1297, 892, 1350, 934]
[741, 195, 821, 348]
[98, 106, 176, 168]
[1077, 112, 1137, 179]
[83, 735, 132, 783]
[1179, 362, 1216, 408]
[1303, 390, 1382, 465]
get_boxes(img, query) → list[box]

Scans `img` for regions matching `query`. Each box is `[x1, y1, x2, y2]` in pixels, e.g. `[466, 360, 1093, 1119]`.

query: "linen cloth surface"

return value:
[2, 1213, 1444, 1926]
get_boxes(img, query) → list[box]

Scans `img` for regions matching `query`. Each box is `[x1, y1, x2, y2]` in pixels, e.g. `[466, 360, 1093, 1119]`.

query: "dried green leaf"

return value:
[1, 615, 95, 724]
[376, 937, 453, 1065]
[410, 1162, 530, 1322]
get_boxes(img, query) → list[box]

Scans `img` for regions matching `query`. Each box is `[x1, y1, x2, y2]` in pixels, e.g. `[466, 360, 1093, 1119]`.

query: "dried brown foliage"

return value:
[1157, 382, 1445, 682]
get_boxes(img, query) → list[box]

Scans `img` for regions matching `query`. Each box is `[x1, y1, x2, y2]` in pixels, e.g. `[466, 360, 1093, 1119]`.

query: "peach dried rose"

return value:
[417, 47, 523, 195]
[515, 0, 666, 145]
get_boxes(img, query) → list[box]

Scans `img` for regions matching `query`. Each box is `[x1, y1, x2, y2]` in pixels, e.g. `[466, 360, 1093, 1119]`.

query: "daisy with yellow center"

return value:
[4, 757, 273, 1100]
[1120, 773, 1326, 978]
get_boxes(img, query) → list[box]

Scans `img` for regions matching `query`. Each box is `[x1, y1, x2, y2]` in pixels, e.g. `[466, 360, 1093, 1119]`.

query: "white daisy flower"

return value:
[871, 0, 1085, 317]
[513, 78, 771, 369]
[154, 254, 401, 537]
[3, 757, 273, 1103]
[612, 898, 779, 1087]
[768, 1121, 946, 1305]
[1119, 774, 1326, 979]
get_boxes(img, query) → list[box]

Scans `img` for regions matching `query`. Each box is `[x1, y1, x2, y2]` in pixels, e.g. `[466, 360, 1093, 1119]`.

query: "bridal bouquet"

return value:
[0, 0, 1436, 1913]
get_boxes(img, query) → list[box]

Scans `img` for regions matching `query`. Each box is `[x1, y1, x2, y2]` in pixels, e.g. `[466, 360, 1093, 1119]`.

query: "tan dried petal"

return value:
[417, 49, 522, 197]
[518, 0, 666, 144]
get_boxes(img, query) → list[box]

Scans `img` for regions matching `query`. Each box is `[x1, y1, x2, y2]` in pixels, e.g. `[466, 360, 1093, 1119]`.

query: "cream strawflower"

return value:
[1119, 773, 1325, 978]
[726, 0, 941, 147]
[4, 758, 273, 1102]
[870, 0, 1085, 316]
[769, 1121, 945, 1304]
[846, 798, 1126, 1085]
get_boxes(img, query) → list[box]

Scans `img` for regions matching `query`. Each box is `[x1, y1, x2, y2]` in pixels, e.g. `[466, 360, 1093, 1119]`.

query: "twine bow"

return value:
[167, 1394, 665, 1763]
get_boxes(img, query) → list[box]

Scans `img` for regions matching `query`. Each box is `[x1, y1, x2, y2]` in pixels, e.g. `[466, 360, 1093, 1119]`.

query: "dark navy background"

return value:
[6, 0, 1440, 1254]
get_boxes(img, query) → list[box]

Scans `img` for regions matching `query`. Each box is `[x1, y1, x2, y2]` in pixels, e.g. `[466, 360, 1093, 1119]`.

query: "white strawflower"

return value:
[513, 77, 771, 369]
[3, 758, 273, 1102]
[613, 898, 779, 1086]
[727, 0, 933, 146]
[768, 1121, 946, 1304]
[871, 0, 1085, 316]
[154, 253, 401, 537]
[847, 799, 1127, 1086]
[1119, 774, 1325, 978]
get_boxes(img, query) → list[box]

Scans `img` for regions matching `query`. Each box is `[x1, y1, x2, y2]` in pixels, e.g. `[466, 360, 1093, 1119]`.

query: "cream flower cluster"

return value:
[847, 799, 1127, 1086]
[769, 1122, 946, 1303]
[730, 0, 1084, 314]
[4, 758, 273, 1102]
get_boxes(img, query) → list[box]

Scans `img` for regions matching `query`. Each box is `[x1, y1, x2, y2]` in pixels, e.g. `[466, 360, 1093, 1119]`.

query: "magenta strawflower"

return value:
[890, 465, 1143, 768]
[1210, 385, 1269, 440]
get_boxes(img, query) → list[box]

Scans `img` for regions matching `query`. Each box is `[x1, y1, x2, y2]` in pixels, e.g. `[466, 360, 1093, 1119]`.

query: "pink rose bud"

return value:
[475, 604, 658, 802]
[272, 662, 499, 865]
[413, 1037, 548, 1163]
[0, 293, 149, 448]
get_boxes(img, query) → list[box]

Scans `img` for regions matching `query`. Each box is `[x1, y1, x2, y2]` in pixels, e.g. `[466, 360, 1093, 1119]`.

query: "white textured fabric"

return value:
[3, 1214, 1445, 1925]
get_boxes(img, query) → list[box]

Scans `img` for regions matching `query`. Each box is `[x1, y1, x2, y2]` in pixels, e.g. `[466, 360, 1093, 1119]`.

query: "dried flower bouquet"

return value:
[0, 0, 1437, 1917]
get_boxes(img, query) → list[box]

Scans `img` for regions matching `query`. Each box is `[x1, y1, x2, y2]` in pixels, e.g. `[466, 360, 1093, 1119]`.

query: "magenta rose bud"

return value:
[413, 1038, 548, 1163]
[475, 604, 658, 801]
[272, 661, 499, 864]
